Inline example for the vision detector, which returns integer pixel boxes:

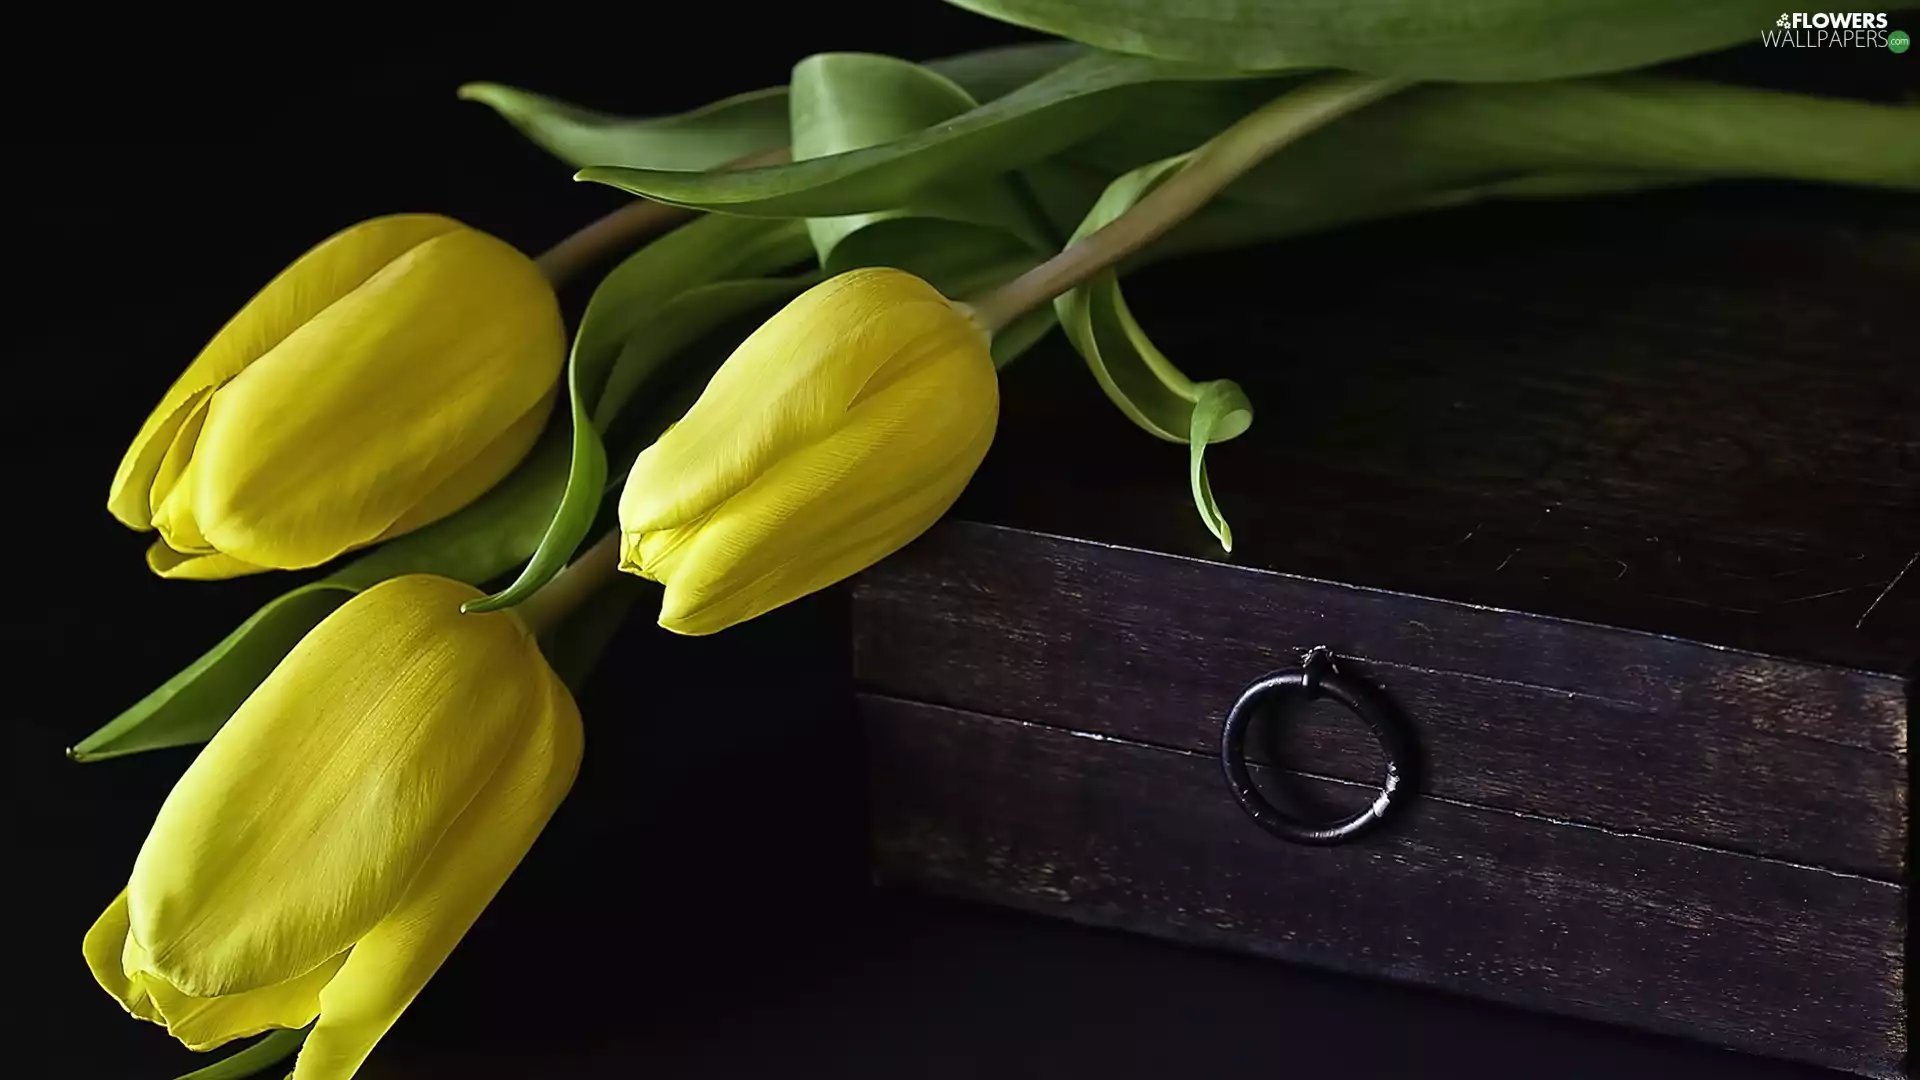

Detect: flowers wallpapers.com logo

[1763,11,1907,47]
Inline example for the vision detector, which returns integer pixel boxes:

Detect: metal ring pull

[1219,646,1415,845]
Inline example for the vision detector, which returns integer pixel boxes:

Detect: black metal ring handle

[1219,646,1414,845]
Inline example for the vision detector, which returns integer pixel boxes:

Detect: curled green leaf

[1055,266,1249,549]
[1042,74,1442,550]
[1189,380,1252,552]
[1052,148,1268,550]
[464,330,611,617]
[1053,153,1194,434]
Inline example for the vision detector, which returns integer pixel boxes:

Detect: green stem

[514,530,624,636]
[535,201,693,287]
[534,147,794,287]
[964,73,1408,333]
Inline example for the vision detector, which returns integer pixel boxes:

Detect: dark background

[6,9,1894,1078]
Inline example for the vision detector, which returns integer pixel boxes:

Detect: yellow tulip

[618,266,998,635]
[83,575,581,1080]
[107,215,565,580]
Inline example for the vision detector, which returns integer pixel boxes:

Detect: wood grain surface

[853,523,1909,877]
[861,694,1908,1079]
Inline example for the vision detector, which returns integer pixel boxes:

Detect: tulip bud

[617,267,998,635]
[107,215,566,580]
[83,575,581,1080]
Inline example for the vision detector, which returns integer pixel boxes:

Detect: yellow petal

[182,227,564,571]
[107,215,464,530]
[149,454,213,556]
[376,386,557,542]
[108,394,203,535]
[292,668,582,1080]
[126,576,550,998]
[92,891,349,1052]
[145,541,274,581]
[144,386,555,579]
[619,267,968,537]
[145,952,350,1053]
[84,891,160,1025]
[631,295,996,634]
[146,388,213,526]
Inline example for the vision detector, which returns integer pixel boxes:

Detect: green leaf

[1054,153,1195,439]
[71,431,575,761]
[578,50,1250,219]
[570,215,812,381]
[1059,76,1920,263]
[1056,268,1248,550]
[1053,152,1255,550]
[791,52,1052,259]
[70,587,351,761]
[464,215,812,614]
[1189,380,1252,552]
[457,83,791,172]
[173,1028,309,1080]
[943,0,1783,81]
[1225,75,1920,206]
[465,330,611,616]
[459,41,1084,172]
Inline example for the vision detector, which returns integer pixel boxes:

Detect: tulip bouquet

[71,2,1917,1077]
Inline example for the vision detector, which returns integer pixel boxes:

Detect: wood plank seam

[853,691,1908,889]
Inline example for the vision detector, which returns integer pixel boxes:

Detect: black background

[7,9,1893,1078]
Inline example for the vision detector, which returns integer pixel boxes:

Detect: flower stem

[515,530,624,636]
[534,147,794,288]
[965,73,1408,333]
[535,201,693,287]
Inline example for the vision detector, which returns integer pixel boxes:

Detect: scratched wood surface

[860,695,1909,1079]
[853,523,1909,878]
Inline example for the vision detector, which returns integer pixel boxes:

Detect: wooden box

[850,190,1913,1077]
